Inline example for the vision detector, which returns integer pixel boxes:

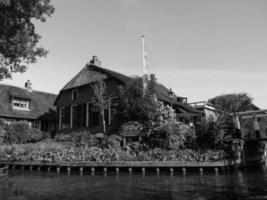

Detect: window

[71,105,82,128]
[87,102,100,127]
[60,106,70,129]
[72,89,78,101]
[12,98,29,110]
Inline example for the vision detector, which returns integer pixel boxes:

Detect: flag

[142,35,149,95]
[142,35,149,78]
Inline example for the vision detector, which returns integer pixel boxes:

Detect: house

[54,56,201,132]
[0,81,57,135]
[187,101,219,121]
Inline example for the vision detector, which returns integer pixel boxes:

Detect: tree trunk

[101,109,106,133]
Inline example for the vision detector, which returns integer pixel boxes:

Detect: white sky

[2,0,267,108]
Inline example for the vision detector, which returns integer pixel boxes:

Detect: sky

[2,0,267,108]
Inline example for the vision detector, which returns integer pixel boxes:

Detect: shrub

[3,121,44,144]
[55,133,73,142]
[153,121,195,150]
[107,134,122,148]
[4,121,30,144]
[195,114,234,150]
[27,128,43,143]
[72,131,99,148]
[0,127,6,144]
[0,118,7,128]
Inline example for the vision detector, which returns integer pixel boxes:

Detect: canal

[0,165,267,200]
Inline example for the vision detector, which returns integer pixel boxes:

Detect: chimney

[90,56,102,67]
[25,80,32,91]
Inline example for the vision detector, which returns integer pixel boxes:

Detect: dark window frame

[72,89,78,101]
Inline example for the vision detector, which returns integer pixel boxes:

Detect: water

[0,166,267,200]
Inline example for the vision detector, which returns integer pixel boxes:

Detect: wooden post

[116,168,119,173]
[214,167,219,175]
[103,167,107,173]
[199,168,203,175]
[80,167,83,174]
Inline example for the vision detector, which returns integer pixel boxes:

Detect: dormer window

[12,98,30,111]
[72,89,78,101]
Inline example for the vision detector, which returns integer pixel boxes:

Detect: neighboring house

[0,81,57,135]
[54,56,201,131]
[188,101,219,121]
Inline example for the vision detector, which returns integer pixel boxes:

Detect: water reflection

[0,166,266,200]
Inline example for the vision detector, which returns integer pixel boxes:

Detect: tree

[208,93,257,140]
[209,93,254,113]
[0,0,54,80]
[116,74,158,123]
[91,80,109,133]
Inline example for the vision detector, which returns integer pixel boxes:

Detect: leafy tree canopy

[0,0,54,80]
[208,93,256,113]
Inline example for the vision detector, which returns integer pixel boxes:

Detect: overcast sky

[2,0,267,108]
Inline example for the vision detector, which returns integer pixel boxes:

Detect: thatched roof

[0,84,57,120]
[61,64,132,91]
[56,62,201,115]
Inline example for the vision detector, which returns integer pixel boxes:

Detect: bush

[72,131,99,148]
[153,121,195,150]
[55,133,73,142]
[0,127,6,144]
[3,121,44,144]
[107,134,122,148]
[4,121,30,144]
[27,128,43,143]
[195,114,234,150]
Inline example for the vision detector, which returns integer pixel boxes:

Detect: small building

[187,101,219,121]
[54,56,201,132]
[0,81,57,135]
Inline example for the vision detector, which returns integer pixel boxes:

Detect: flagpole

[142,35,145,96]
[142,35,145,76]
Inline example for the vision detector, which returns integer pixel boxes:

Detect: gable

[55,62,201,115]
[61,65,108,91]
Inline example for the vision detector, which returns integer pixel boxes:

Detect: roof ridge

[0,83,57,96]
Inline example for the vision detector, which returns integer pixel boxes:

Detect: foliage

[209,93,254,113]
[195,113,234,150]
[0,142,227,163]
[115,74,176,131]
[72,131,100,148]
[4,121,30,144]
[3,121,43,144]
[27,128,43,143]
[0,0,54,80]
[0,126,6,144]
[153,121,195,150]
[107,134,122,148]
[0,118,7,128]
[54,133,73,142]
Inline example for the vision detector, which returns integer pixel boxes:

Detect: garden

[0,76,241,165]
